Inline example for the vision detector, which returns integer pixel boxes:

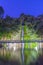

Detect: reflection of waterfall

[6,43,22,51]
[6,43,16,51]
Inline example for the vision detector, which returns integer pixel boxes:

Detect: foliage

[0,16,21,39]
[0,6,4,18]
[24,25,40,65]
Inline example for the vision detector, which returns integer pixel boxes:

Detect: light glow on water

[34,46,38,51]
[13,46,16,51]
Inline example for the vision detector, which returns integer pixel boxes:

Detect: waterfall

[21,25,24,65]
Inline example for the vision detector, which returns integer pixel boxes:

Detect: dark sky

[0,0,43,17]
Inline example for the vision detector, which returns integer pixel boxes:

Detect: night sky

[0,0,43,17]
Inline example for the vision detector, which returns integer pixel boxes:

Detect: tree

[24,25,39,65]
[0,6,4,18]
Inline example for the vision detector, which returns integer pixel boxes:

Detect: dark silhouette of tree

[0,6,4,18]
[20,13,35,26]
[37,14,43,18]
[20,13,26,24]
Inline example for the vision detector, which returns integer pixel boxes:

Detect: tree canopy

[0,6,4,18]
